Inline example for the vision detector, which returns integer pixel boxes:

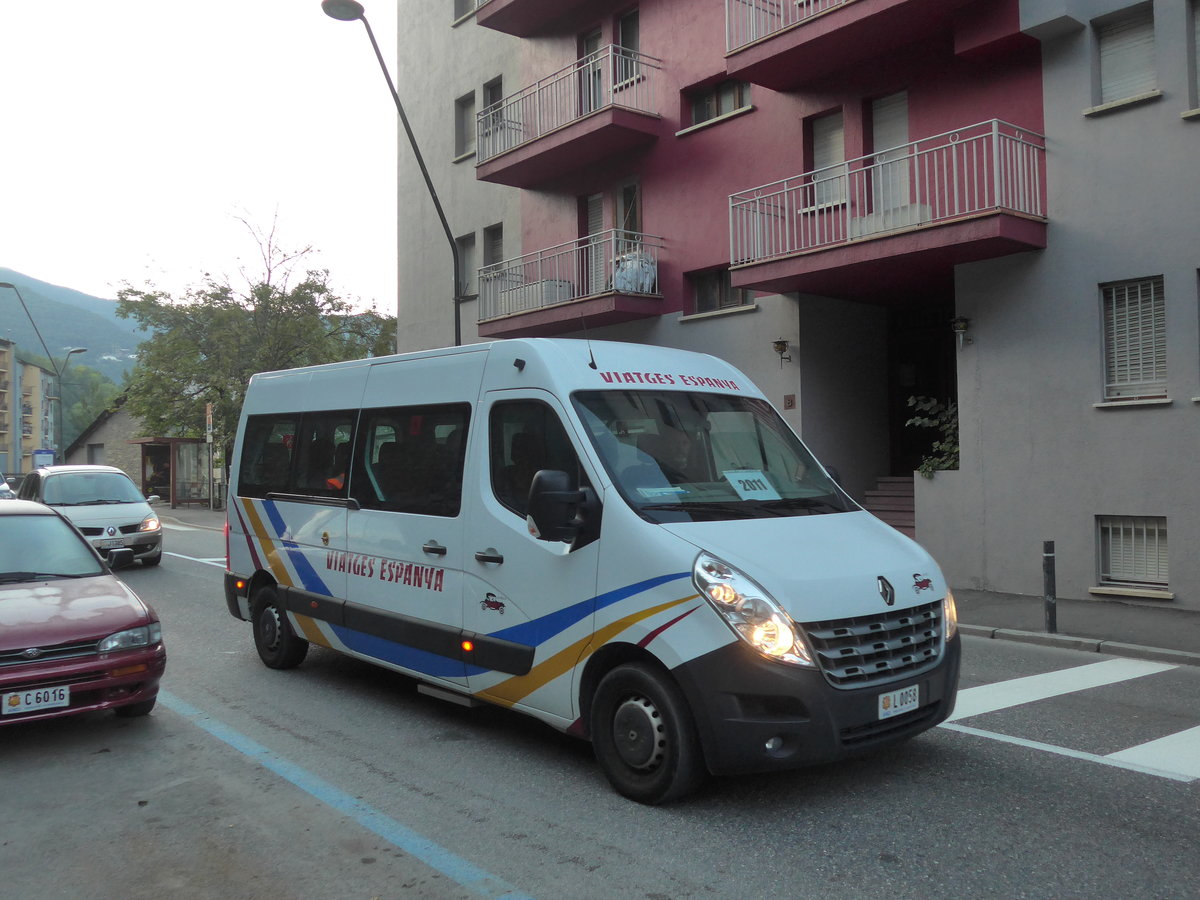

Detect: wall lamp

[951,316,972,350]
[773,339,792,366]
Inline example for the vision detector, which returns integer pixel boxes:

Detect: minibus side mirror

[527,469,586,544]
[824,464,842,486]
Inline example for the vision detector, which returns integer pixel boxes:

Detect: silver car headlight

[138,513,161,533]
[693,552,814,667]
[98,623,162,653]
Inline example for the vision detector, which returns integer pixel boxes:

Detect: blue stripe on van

[332,626,467,679]
[486,571,690,648]
[261,499,333,597]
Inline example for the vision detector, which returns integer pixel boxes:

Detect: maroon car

[1,500,166,724]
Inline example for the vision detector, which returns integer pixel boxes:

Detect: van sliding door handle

[474,549,504,564]
[422,541,448,556]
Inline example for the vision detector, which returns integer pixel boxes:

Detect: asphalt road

[4,521,1198,900]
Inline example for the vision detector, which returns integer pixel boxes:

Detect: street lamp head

[321,0,365,21]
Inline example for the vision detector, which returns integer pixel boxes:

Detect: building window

[1101,275,1166,400]
[689,80,751,126]
[1098,6,1156,104]
[455,91,476,158]
[455,233,477,297]
[1097,516,1168,588]
[452,0,475,21]
[690,269,753,314]
[482,224,504,267]
[809,110,845,206]
[1191,0,1200,107]
[615,9,640,84]
[615,181,642,241]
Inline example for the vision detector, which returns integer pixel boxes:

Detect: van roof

[248,338,758,395]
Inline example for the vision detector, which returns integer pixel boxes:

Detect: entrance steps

[862,475,915,538]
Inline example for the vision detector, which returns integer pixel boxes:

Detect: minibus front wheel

[251,586,309,669]
[590,663,705,804]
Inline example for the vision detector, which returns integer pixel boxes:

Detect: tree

[116,228,395,465]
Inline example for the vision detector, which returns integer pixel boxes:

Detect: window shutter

[811,111,844,205]
[1099,10,1156,103]
[1102,276,1166,399]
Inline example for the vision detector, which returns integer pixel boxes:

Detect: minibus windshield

[573,390,854,524]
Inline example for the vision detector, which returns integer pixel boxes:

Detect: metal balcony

[477,230,663,337]
[725,0,973,91]
[475,0,603,37]
[729,120,1047,299]
[475,45,661,189]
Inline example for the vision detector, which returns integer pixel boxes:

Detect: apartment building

[394,0,1198,611]
[0,339,14,473]
[16,360,54,472]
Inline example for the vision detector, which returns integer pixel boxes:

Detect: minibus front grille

[801,599,943,688]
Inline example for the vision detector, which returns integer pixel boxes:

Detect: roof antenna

[578,308,598,369]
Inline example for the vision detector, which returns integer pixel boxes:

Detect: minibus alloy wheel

[251,586,309,669]
[590,662,705,804]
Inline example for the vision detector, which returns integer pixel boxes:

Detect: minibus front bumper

[671,635,961,776]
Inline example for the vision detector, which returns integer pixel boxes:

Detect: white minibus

[224,339,959,803]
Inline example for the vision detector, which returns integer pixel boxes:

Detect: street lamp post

[0,281,87,462]
[56,347,88,458]
[321,0,464,347]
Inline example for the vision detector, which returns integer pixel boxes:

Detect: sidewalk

[159,503,1200,667]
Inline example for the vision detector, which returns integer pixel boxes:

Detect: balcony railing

[478,230,662,322]
[726,0,850,52]
[730,120,1045,266]
[476,45,661,164]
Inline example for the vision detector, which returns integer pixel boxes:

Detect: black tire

[251,586,309,669]
[141,548,163,567]
[590,662,705,805]
[114,697,156,718]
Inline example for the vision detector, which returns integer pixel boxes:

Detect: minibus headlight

[943,589,958,640]
[693,553,814,667]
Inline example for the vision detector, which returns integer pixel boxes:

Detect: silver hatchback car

[16,465,163,566]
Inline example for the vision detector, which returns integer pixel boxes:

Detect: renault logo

[21,648,43,659]
[106,526,117,537]
[877,576,896,607]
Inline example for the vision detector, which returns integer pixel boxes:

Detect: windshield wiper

[0,571,88,583]
[75,499,126,505]
[757,496,847,514]
[640,502,760,519]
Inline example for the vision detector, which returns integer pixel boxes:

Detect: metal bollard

[1043,540,1057,634]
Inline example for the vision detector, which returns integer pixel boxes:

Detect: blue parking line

[159,690,535,900]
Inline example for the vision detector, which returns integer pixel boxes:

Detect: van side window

[350,403,470,517]
[236,411,355,500]
[490,401,582,517]
[237,415,299,498]
[293,412,356,498]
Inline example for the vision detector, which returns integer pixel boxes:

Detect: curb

[960,623,1200,668]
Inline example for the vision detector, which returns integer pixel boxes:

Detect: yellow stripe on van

[478,595,697,708]
[292,613,332,648]
[240,498,292,586]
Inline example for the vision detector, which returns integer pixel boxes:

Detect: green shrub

[905,396,959,479]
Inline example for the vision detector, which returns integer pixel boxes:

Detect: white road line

[1107,725,1200,779]
[940,722,1196,783]
[162,523,202,531]
[947,658,1176,721]
[164,551,226,568]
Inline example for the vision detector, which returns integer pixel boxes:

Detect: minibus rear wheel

[251,586,309,669]
[590,663,705,804]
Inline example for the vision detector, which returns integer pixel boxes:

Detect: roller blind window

[1098,8,1156,103]
[1101,276,1166,400]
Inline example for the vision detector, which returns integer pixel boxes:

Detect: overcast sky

[0,1,399,311]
